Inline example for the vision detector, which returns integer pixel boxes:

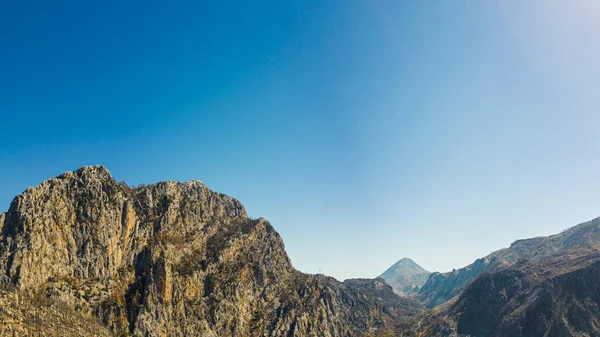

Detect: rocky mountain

[452,249,600,337]
[0,166,422,337]
[3,165,600,337]
[389,247,600,337]
[378,258,430,295]
[417,256,507,308]
[418,217,600,308]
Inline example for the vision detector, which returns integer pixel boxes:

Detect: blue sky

[1,1,599,280]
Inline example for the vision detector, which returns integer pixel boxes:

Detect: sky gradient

[1,1,599,280]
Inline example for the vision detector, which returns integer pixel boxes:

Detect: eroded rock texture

[0,166,416,336]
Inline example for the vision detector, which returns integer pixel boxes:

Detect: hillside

[418,217,600,308]
[390,248,600,337]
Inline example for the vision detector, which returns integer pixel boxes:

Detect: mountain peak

[54,165,114,184]
[397,257,419,265]
[0,166,420,336]
[74,164,112,177]
[382,258,429,276]
[379,258,430,295]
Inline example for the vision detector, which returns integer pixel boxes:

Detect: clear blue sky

[1,1,599,280]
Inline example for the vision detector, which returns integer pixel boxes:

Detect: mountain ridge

[375,218,600,336]
[417,216,600,308]
[389,248,600,337]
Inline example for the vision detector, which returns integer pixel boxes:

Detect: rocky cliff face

[0,166,418,337]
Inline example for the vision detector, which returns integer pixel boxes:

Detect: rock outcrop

[0,165,419,336]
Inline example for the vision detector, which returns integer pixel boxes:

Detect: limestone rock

[0,165,419,336]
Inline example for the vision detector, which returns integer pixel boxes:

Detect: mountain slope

[379,258,430,295]
[418,217,600,308]
[0,166,422,337]
[343,278,425,318]
[453,250,600,337]
[392,249,600,337]
[0,289,114,337]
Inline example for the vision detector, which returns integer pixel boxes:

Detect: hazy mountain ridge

[389,249,600,337]
[417,217,600,308]
[452,250,600,336]
[377,218,600,336]
[0,166,420,337]
[378,258,430,295]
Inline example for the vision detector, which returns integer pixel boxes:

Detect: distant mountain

[392,249,600,337]
[418,217,600,308]
[378,218,600,337]
[379,258,431,295]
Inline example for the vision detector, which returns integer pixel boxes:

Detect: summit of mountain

[379,258,431,295]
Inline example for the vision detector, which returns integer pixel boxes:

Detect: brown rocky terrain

[0,165,420,336]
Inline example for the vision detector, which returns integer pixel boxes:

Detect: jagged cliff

[0,166,419,337]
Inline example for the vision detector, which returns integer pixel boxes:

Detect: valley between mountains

[1,166,600,337]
